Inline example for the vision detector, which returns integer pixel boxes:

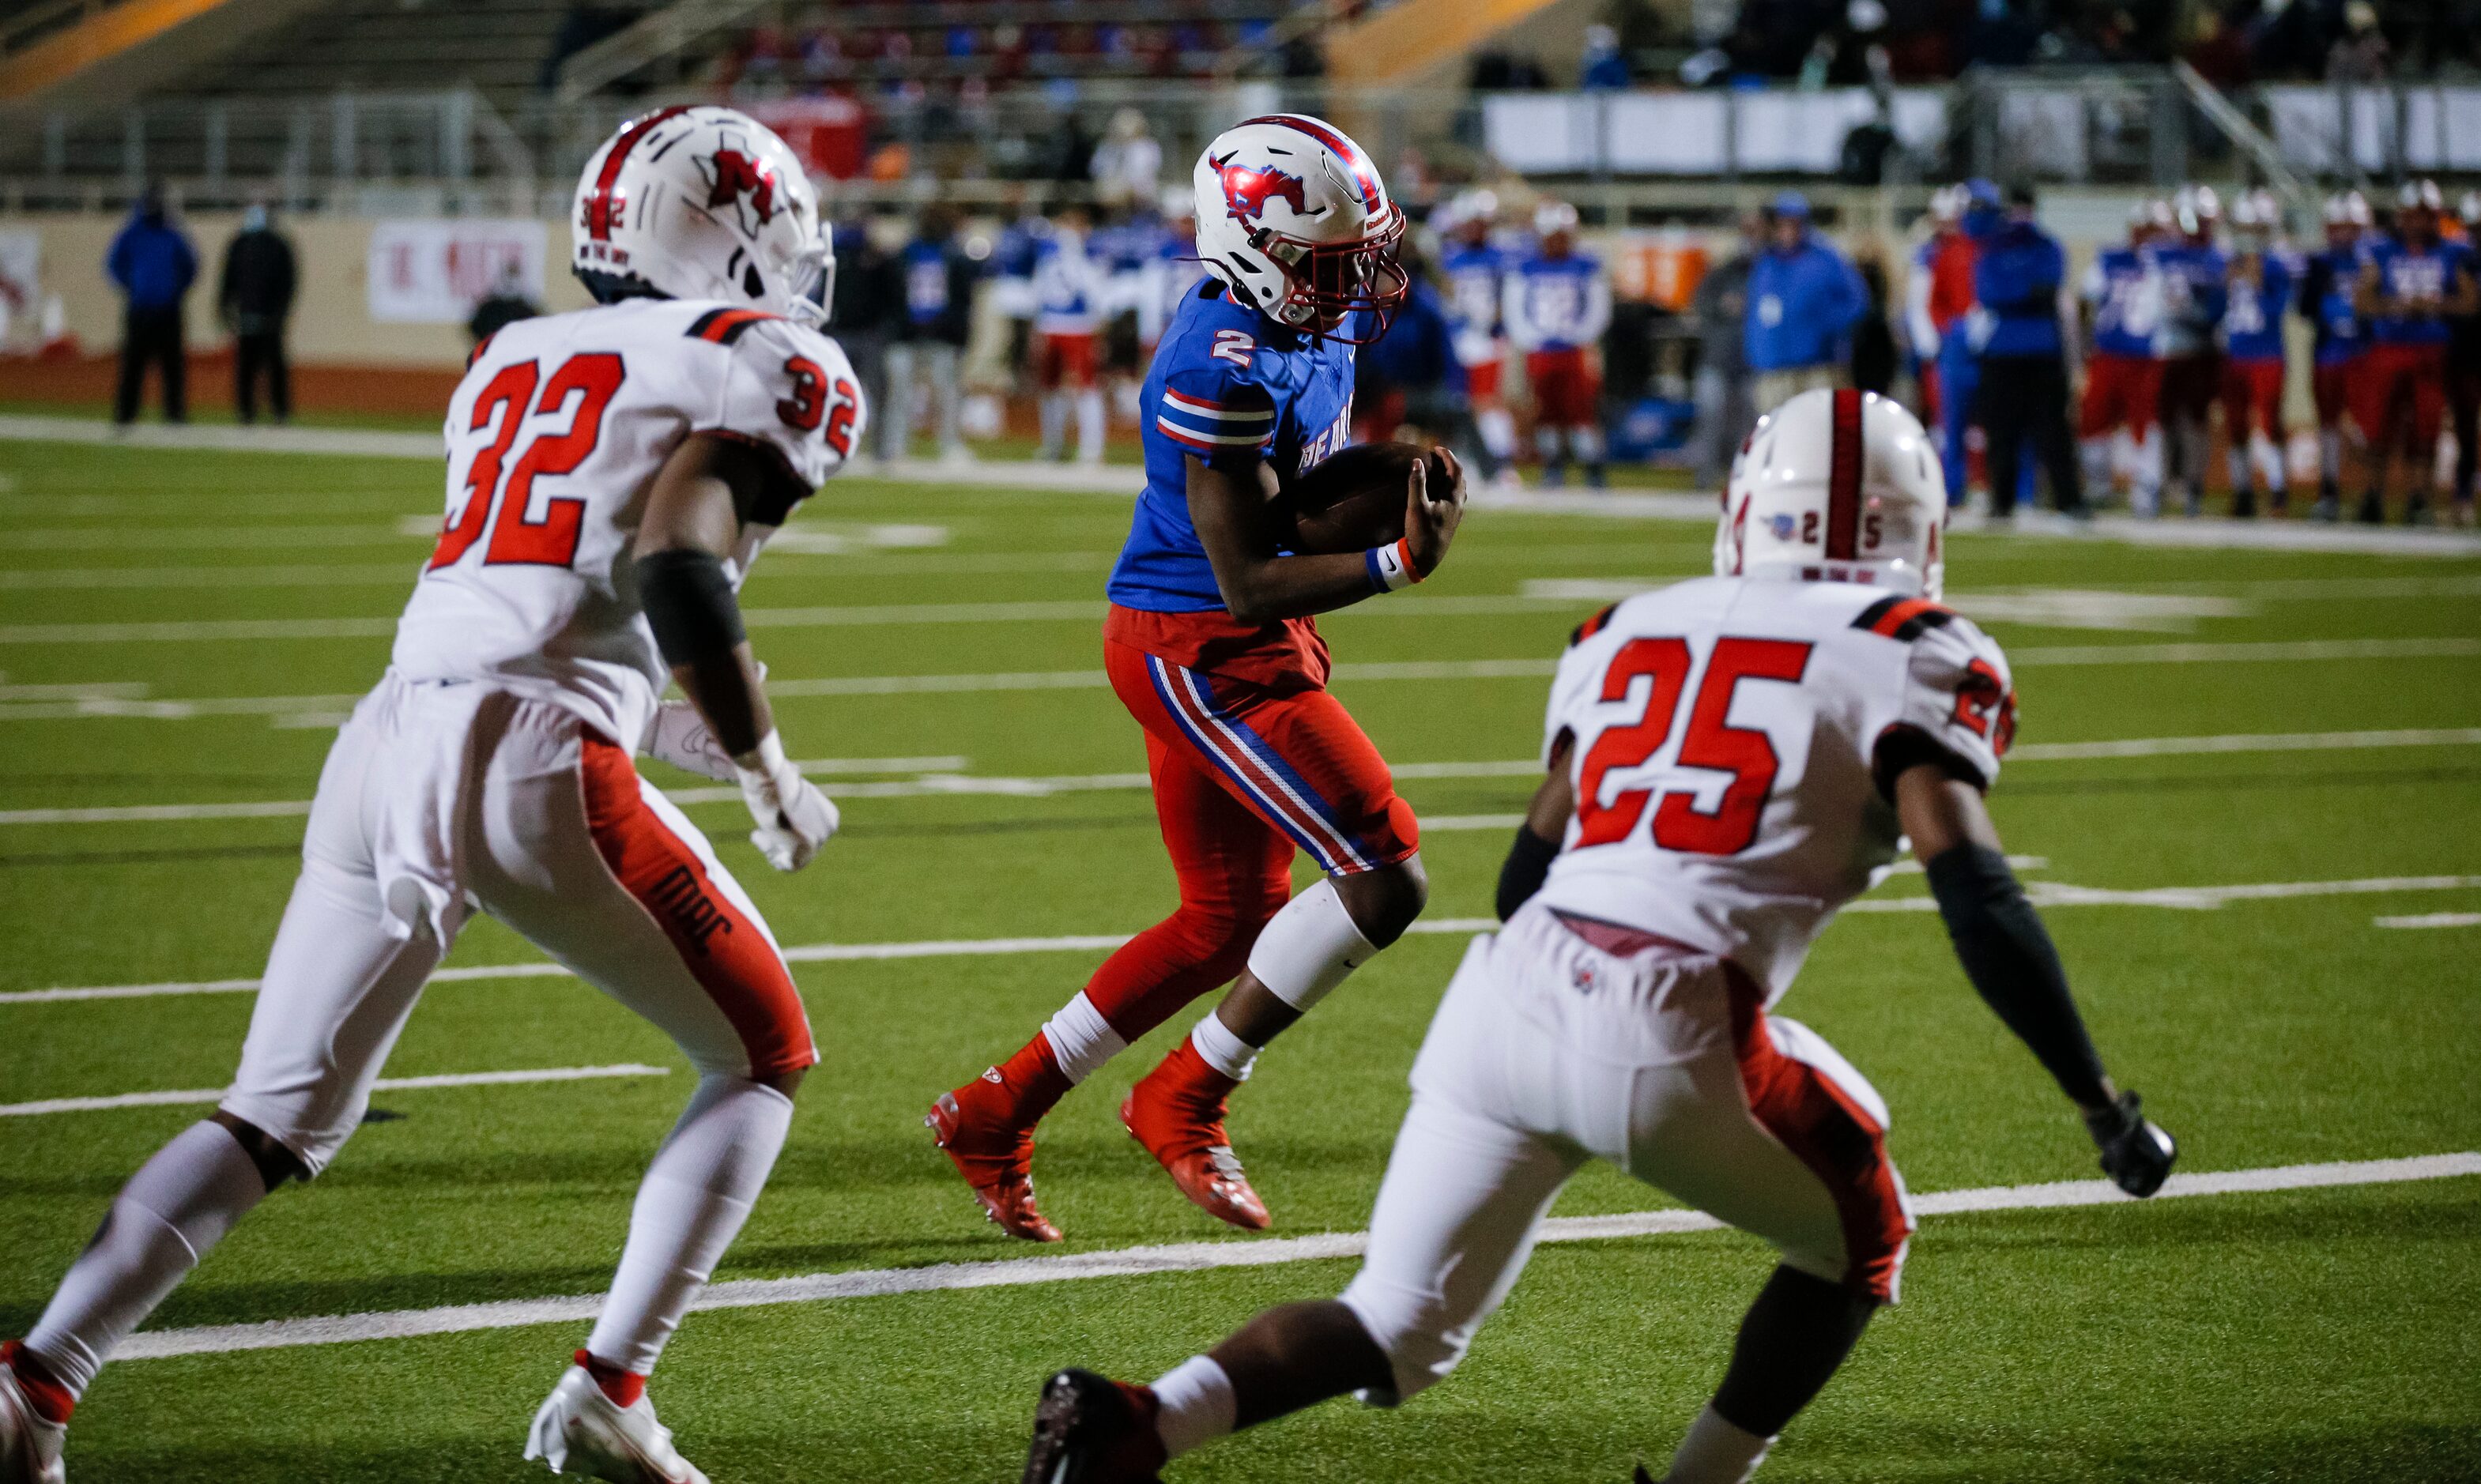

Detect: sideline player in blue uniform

[932,115,1468,1242]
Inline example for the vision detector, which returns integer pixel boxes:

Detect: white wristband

[733,729,790,784]
[1365,537,1418,593]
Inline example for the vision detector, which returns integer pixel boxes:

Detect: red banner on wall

[745,95,868,181]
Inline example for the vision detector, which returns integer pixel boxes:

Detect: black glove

[2085,1090,2176,1197]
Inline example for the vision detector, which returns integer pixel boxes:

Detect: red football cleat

[1121,1041,1271,1232]
[929,1075,1064,1243]
[1022,1369,1167,1484]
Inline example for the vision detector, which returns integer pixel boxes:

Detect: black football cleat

[1023,1369,1167,1484]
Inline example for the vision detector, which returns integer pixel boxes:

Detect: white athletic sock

[2252,432,2286,495]
[1535,426,1563,466]
[1039,989,1128,1085]
[1476,406,1516,461]
[2319,427,2343,485]
[1039,393,1067,458]
[2133,427,2164,508]
[1663,1403,1774,1484]
[2080,435,2113,494]
[2226,446,2251,495]
[1244,878,1379,1013]
[1571,425,1604,465]
[1151,1354,1237,1460]
[1075,390,1106,463]
[584,1075,792,1376]
[27,1121,269,1395]
[1188,1011,1259,1082]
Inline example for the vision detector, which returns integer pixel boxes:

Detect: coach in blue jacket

[106,184,198,425]
[1966,181,2085,517]
[1744,191,1867,413]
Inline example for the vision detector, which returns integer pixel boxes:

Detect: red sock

[1078,917,1256,1046]
[990,1035,1073,1126]
[576,1350,645,1409]
[2,1342,74,1425]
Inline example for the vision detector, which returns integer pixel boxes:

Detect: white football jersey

[392,298,864,748]
[1534,575,2015,1002]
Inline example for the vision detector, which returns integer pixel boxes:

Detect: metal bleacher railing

[5,68,2474,220]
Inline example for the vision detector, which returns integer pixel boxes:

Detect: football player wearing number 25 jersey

[1022,391,2177,1484]
[0,107,864,1484]
[930,115,1467,1244]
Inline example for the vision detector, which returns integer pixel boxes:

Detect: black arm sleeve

[1922,843,2110,1107]
[636,548,745,668]
[1495,826,1561,922]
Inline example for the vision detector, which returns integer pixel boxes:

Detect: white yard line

[0,1064,669,1117]
[9,729,2474,828]
[5,639,2468,725]
[2372,912,2481,929]
[106,1151,2481,1360]
[11,872,2477,1007]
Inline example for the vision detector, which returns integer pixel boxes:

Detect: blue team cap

[1964,178,2003,211]
[1771,190,1812,220]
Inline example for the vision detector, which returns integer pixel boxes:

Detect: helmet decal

[1208,153,1309,225]
[701,145,780,232]
[583,106,689,242]
[1823,387,1865,560]
[1241,114,1382,211]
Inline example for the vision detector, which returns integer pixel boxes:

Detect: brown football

[1281,442,1453,555]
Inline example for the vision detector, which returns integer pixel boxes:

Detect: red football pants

[1069,638,1419,1043]
[2355,343,2447,450]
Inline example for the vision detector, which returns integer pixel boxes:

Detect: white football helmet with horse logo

[571,104,835,327]
[1190,113,1408,343]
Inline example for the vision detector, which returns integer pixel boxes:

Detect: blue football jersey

[2220,250,2294,362]
[1107,283,1357,613]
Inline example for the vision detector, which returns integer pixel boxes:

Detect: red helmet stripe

[1824,388,1863,561]
[1241,114,1382,213]
[585,106,692,241]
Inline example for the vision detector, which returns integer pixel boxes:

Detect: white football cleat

[524,1363,709,1484]
[0,1361,66,1484]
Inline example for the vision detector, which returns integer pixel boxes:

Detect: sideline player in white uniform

[0,107,863,1484]
[1019,390,2176,1484]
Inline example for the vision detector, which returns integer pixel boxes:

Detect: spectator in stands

[884,206,979,465]
[1089,108,1163,210]
[106,183,197,427]
[1968,181,2086,519]
[2325,1,2389,80]
[217,202,296,426]
[1579,24,1631,87]
[1691,210,1762,489]
[1744,190,1865,412]
[1504,201,1613,488]
[467,262,541,346]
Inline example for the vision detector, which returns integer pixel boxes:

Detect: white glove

[642,700,737,782]
[734,731,838,872]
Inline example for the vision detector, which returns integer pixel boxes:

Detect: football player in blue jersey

[931,115,1467,1243]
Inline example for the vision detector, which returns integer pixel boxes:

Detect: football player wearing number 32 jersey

[0,107,863,1484]
[930,115,1469,1244]
[1020,390,2177,1484]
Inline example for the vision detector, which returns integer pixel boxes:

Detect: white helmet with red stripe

[1192,113,1408,344]
[571,105,833,327]
[1715,388,1947,599]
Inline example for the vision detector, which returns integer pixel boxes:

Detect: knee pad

[1245,879,1378,1013]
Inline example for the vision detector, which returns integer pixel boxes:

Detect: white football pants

[1339,905,1913,1404]
[221,674,815,1175]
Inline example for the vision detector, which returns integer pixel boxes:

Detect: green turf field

[2,434,2477,1482]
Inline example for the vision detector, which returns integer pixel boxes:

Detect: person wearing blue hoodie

[1966,181,2085,518]
[1744,191,1866,413]
[106,183,198,425]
